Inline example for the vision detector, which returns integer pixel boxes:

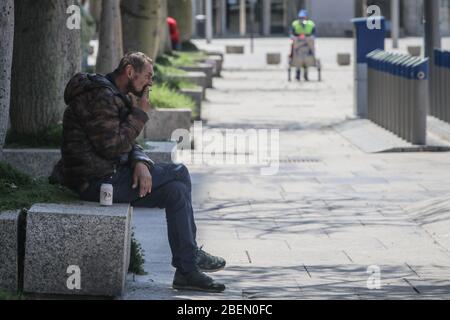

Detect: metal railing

[430,49,450,123]
[367,50,429,145]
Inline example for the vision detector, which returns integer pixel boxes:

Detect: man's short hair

[114,52,153,75]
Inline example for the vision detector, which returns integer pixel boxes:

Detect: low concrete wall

[2,143,177,178]
[205,50,224,60]
[143,141,177,163]
[144,108,192,142]
[337,53,351,66]
[203,56,223,77]
[179,87,202,120]
[169,72,207,99]
[267,53,281,65]
[407,46,421,57]
[2,149,60,178]
[179,64,214,88]
[226,45,244,54]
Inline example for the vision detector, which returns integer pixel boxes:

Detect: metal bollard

[391,54,404,136]
[433,49,441,120]
[374,51,384,125]
[402,57,418,140]
[446,52,450,122]
[442,51,450,123]
[384,53,396,131]
[439,50,446,122]
[367,52,375,122]
[399,56,412,140]
[405,57,420,142]
[367,50,429,144]
[430,49,450,124]
[411,59,429,145]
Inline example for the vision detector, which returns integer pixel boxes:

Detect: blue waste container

[352,17,386,64]
[351,17,386,118]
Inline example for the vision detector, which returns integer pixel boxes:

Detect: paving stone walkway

[125,37,450,300]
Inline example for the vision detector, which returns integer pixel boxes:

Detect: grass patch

[178,81,198,89]
[129,231,147,275]
[169,52,197,67]
[169,51,208,68]
[154,52,207,91]
[5,124,63,149]
[150,84,197,120]
[155,64,187,76]
[153,64,187,90]
[0,161,79,212]
[0,290,23,300]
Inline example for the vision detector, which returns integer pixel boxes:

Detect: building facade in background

[192,0,450,38]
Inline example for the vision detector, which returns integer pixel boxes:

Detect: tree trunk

[121,0,163,61]
[96,0,124,74]
[158,0,172,57]
[89,0,102,32]
[10,0,81,135]
[0,0,14,152]
[168,0,193,42]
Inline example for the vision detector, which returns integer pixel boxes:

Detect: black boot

[196,246,226,273]
[304,69,309,81]
[173,268,226,293]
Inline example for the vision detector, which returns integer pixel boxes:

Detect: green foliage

[178,81,198,89]
[156,64,187,76]
[153,51,207,95]
[169,51,208,68]
[0,161,78,211]
[0,290,23,300]
[169,52,197,68]
[155,54,172,66]
[150,84,198,120]
[153,64,186,90]
[5,124,63,149]
[129,231,147,275]
[0,161,32,187]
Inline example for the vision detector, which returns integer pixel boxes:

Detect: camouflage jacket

[59,73,154,192]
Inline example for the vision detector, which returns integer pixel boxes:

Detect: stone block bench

[267,53,281,65]
[0,210,23,294]
[144,108,192,142]
[337,53,351,66]
[1,144,177,178]
[407,46,421,57]
[203,55,223,77]
[179,64,214,88]
[23,202,132,297]
[226,45,244,54]
[143,141,178,163]
[204,50,224,60]
[178,87,203,120]
[169,72,208,100]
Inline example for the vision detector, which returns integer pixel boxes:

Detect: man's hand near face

[137,85,152,113]
[132,162,152,198]
[129,85,152,113]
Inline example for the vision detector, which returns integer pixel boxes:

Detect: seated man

[59,52,226,293]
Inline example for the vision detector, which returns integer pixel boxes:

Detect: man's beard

[127,79,145,98]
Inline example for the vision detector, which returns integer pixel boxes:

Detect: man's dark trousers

[79,163,198,273]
